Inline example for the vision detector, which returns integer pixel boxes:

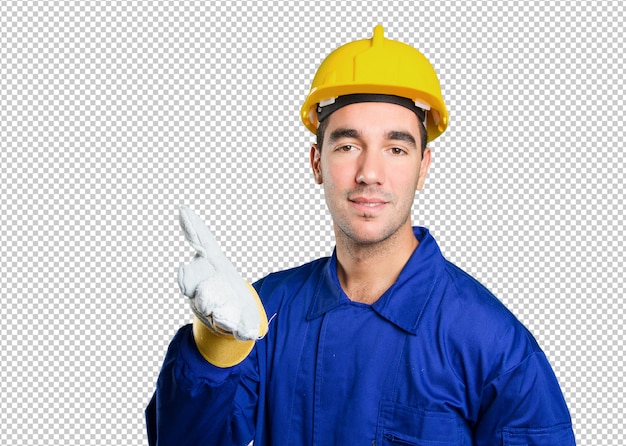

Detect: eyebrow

[328,128,360,144]
[328,128,417,146]
[386,130,417,147]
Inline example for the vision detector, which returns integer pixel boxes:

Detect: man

[146,25,575,445]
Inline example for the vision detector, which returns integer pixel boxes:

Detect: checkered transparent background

[1,1,623,444]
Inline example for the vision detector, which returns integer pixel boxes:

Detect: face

[310,101,431,247]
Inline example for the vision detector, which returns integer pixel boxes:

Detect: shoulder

[439,261,530,336]
[254,257,329,289]
[435,260,542,380]
[252,257,329,309]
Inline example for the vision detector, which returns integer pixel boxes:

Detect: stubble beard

[333,203,413,252]
[325,182,416,252]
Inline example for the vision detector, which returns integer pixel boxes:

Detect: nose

[355,149,385,185]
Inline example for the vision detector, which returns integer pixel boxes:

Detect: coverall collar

[307,227,446,335]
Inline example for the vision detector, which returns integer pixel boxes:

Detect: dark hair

[316,113,428,156]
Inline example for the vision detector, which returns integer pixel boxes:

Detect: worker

[146,25,576,445]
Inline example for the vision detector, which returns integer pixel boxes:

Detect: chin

[339,222,397,246]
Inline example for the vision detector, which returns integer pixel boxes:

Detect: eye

[389,147,408,155]
[336,144,356,152]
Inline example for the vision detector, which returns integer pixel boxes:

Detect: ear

[310,144,323,184]
[416,147,432,191]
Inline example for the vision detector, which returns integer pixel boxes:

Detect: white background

[1,1,623,444]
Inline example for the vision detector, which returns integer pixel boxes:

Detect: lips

[349,196,387,204]
[348,196,388,212]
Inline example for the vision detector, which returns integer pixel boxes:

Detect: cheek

[323,162,352,187]
[391,164,421,187]
[321,168,349,210]
[322,172,341,198]
[397,180,422,203]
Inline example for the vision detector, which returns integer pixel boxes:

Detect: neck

[335,224,418,304]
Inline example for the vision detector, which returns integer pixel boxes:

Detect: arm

[146,206,268,445]
[474,350,576,445]
[145,325,260,446]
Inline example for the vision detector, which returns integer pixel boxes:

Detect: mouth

[348,197,388,213]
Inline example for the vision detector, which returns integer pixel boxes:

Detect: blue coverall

[146,227,575,445]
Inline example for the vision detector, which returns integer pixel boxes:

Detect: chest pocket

[502,423,575,445]
[377,401,467,445]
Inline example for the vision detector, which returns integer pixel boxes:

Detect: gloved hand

[177,205,268,366]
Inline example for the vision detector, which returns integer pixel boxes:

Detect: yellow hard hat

[301,25,449,142]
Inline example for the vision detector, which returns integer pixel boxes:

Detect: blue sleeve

[474,351,576,445]
[145,324,259,446]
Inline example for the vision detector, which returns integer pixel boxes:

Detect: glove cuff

[192,282,268,368]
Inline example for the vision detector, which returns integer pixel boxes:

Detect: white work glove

[177,205,262,342]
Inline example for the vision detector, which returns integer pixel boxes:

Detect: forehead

[323,101,422,138]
